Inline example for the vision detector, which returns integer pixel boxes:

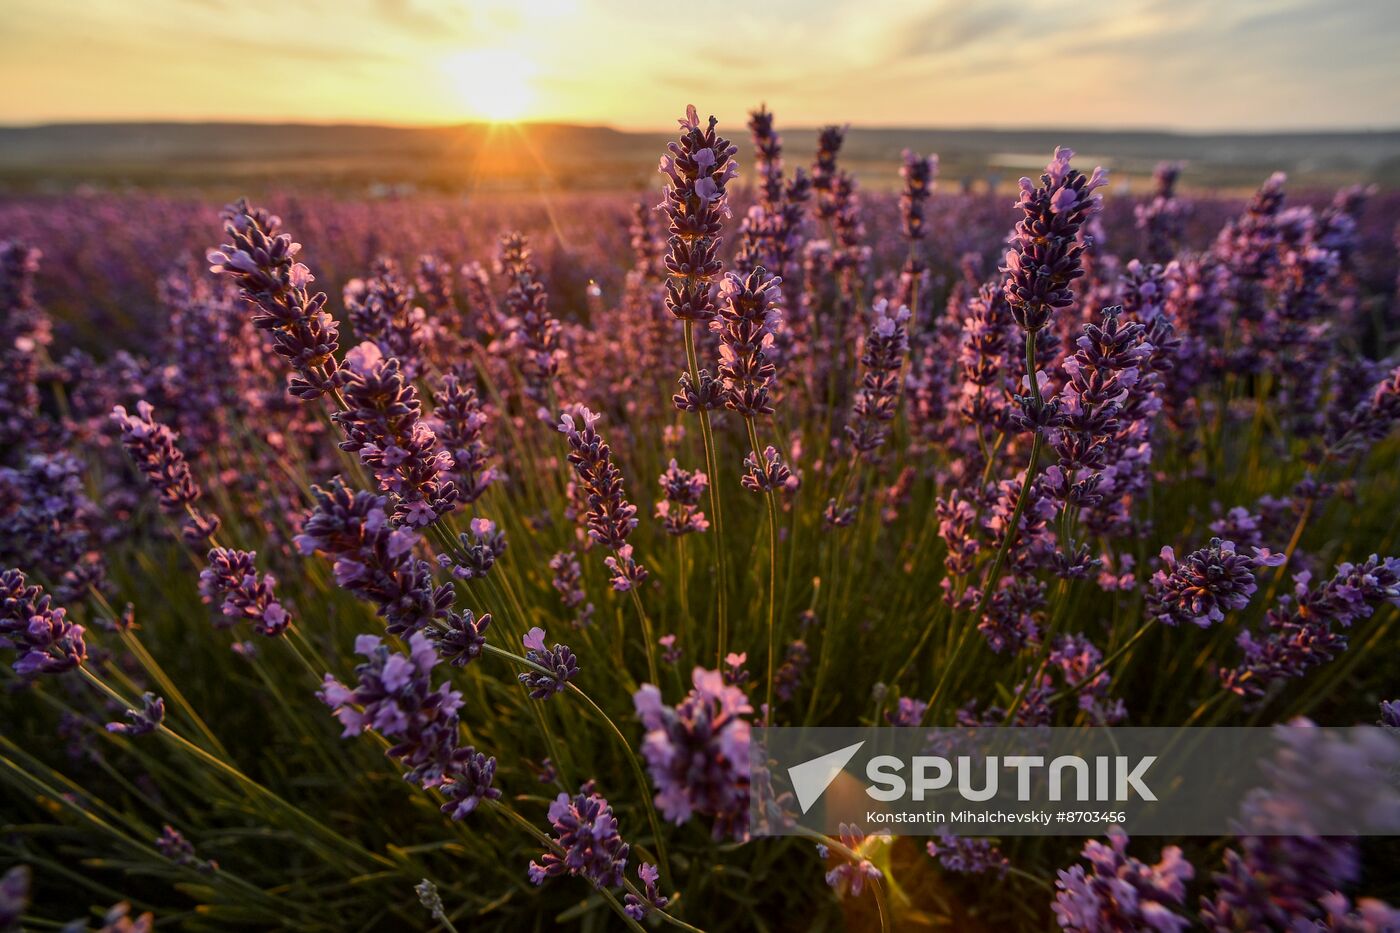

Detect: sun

[442,50,537,122]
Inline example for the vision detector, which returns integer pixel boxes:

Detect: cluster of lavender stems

[925,148,1106,720]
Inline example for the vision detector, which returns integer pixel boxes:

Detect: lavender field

[2,104,1400,932]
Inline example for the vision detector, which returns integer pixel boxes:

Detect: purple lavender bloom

[295,478,454,637]
[1199,723,1400,930]
[773,639,809,703]
[557,407,639,550]
[440,746,501,820]
[1306,892,1400,931]
[1041,307,1151,513]
[207,200,344,401]
[817,823,883,899]
[1003,148,1108,333]
[1326,365,1400,459]
[498,233,564,406]
[548,550,594,628]
[0,864,29,930]
[156,824,217,873]
[655,459,709,535]
[748,105,784,212]
[320,632,468,788]
[1053,827,1194,932]
[428,365,497,504]
[0,242,48,459]
[634,667,752,840]
[428,608,492,668]
[927,832,1009,878]
[0,569,86,676]
[742,445,792,495]
[1222,556,1400,697]
[623,862,670,920]
[1136,161,1186,262]
[198,548,291,637]
[0,452,107,601]
[557,406,650,593]
[415,879,447,924]
[1210,507,1265,551]
[846,300,911,456]
[437,518,506,581]
[658,634,681,665]
[899,149,938,242]
[810,125,847,220]
[722,651,750,687]
[528,784,630,889]
[106,692,165,737]
[343,257,426,378]
[414,253,463,351]
[1147,538,1286,628]
[1050,633,1126,724]
[333,342,458,528]
[111,401,220,542]
[885,696,929,727]
[518,626,578,700]
[658,105,739,324]
[1382,701,1400,728]
[714,267,783,417]
[603,543,647,593]
[955,281,1016,435]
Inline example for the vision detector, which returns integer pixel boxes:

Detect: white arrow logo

[787,741,866,814]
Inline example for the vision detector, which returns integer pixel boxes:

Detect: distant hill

[3,121,1398,194]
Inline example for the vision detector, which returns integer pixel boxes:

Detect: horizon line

[4,118,1400,138]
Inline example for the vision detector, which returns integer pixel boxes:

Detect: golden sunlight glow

[442,50,537,122]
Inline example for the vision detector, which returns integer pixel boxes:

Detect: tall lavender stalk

[713,266,787,720]
[207,201,345,403]
[659,104,738,664]
[897,150,938,321]
[498,233,563,410]
[556,407,656,682]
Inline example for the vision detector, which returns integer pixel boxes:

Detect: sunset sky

[2,0,1398,131]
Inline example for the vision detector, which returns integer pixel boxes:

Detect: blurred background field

[4,121,1400,196]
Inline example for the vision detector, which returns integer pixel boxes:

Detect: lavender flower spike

[1003,148,1108,333]
[656,459,709,536]
[846,299,912,456]
[528,783,630,889]
[199,547,291,637]
[319,632,471,789]
[208,200,344,401]
[333,342,458,528]
[111,402,220,542]
[1147,537,1285,628]
[658,105,739,324]
[1053,827,1194,932]
[295,477,454,637]
[518,626,579,700]
[899,149,938,242]
[634,667,752,840]
[714,267,784,417]
[0,568,86,676]
[557,407,639,549]
[624,862,670,920]
[106,692,165,737]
